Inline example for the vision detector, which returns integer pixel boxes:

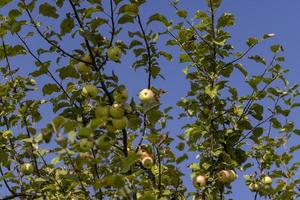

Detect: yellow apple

[217,170,236,183]
[141,156,153,169]
[107,46,122,61]
[249,183,260,192]
[193,175,206,188]
[82,84,99,98]
[139,88,155,103]
[262,176,272,185]
[112,116,128,129]
[113,88,128,104]
[79,138,93,152]
[109,104,124,118]
[20,163,34,175]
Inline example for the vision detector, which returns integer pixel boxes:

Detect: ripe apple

[113,88,128,104]
[112,116,128,129]
[217,170,236,183]
[79,138,93,152]
[141,156,153,169]
[229,170,237,181]
[107,46,122,61]
[262,176,272,185]
[78,127,93,138]
[56,136,68,148]
[139,88,155,103]
[82,84,99,98]
[249,183,260,192]
[20,163,34,175]
[95,105,110,118]
[193,175,206,188]
[109,104,124,118]
[97,134,113,151]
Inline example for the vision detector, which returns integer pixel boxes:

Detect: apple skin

[217,170,236,183]
[77,62,92,75]
[82,84,99,98]
[112,116,128,129]
[249,183,260,192]
[262,176,272,185]
[97,134,113,151]
[193,175,206,188]
[95,105,110,118]
[139,89,155,103]
[78,127,93,138]
[109,104,124,119]
[107,46,122,61]
[141,156,153,169]
[79,138,93,152]
[113,88,128,104]
[20,163,34,175]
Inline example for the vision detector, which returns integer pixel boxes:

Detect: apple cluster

[193,170,237,189]
[248,175,273,192]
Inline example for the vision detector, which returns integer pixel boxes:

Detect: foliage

[0,0,299,199]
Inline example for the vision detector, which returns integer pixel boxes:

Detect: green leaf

[121,153,139,173]
[42,84,61,95]
[39,3,59,18]
[147,13,170,27]
[246,37,259,47]
[0,0,11,8]
[217,13,235,28]
[176,9,187,18]
[118,4,138,16]
[60,17,74,35]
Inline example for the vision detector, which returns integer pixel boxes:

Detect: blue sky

[1,0,300,199]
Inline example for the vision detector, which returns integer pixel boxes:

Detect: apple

[78,127,93,138]
[82,84,99,98]
[95,105,110,118]
[56,136,68,148]
[79,138,93,152]
[107,46,122,61]
[109,104,124,118]
[20,163,34,175]
[217,170,236,183]
[77,62,92,75]
[112,116,128,129]
[262,176,272,185]
[88,118,107,129]
[139,88,155,103]
[193,175,206,188]
[113,88,128,104]
[97,134,114,151]
[249,183,260,192]
[141,156,153,169]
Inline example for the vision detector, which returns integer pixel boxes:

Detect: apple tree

[0,0,299,199]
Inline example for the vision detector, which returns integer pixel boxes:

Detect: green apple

[95,105,110,118]
[97,134,114,151]
[20,163,34,175]
[82,84,99,98]
[113,88,128,104]
[107,46,122,61]
[56,136,68,148]
[109,104,124,118]
[88,118,107,129]
[79,138,93,152]
[249,183,260,192]
[77,62,92,75]
[139,89,155,103]
[78,127,93,138]
[193,175,206,188]
[141,156,153,169]
[217,170,235,183]
[262,176,272,185]
[112,116,128,129]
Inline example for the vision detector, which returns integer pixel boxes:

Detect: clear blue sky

[1,0,300,199]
